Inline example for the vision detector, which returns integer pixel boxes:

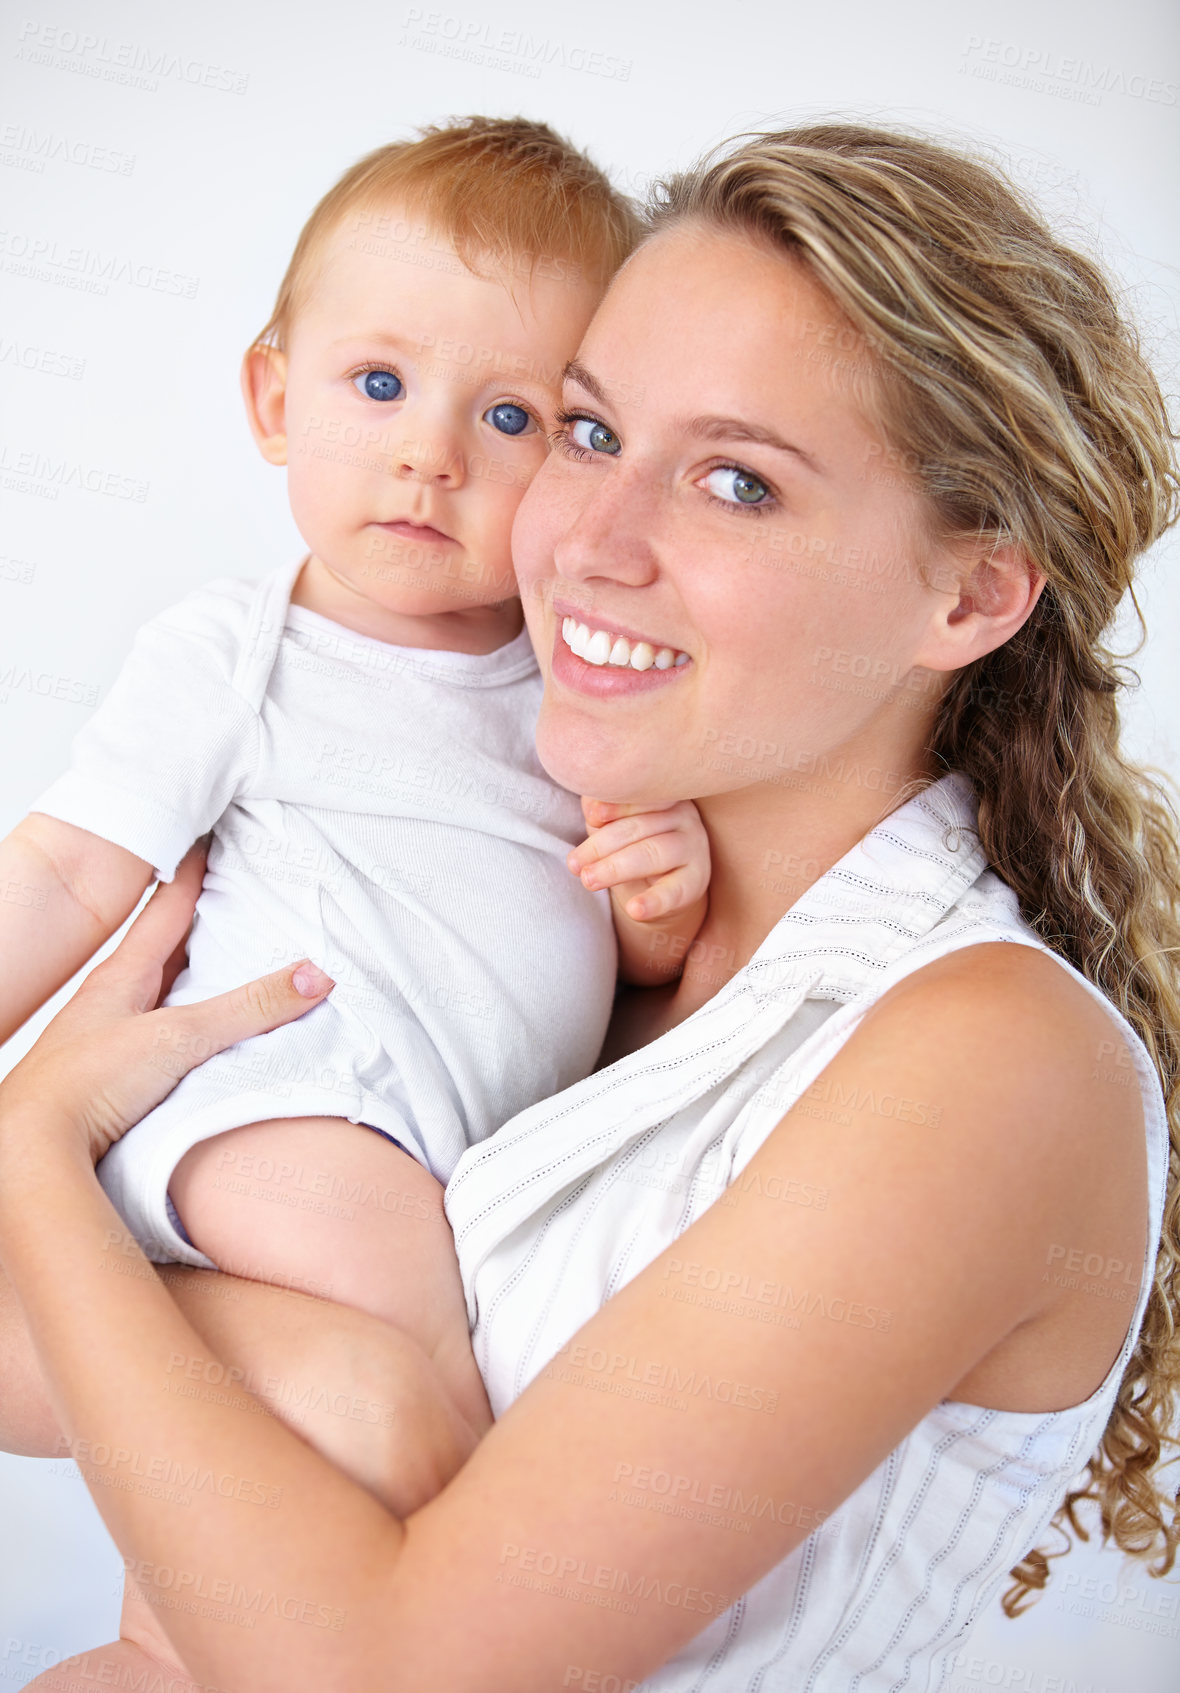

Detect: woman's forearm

[0,1263,61,1456]
[0,1119,428,1685]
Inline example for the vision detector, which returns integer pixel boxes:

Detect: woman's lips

[374,520,456,546]
[550,622,691,697]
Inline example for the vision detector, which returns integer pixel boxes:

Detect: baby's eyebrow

[336,332,555,392]
[331,331,413,352]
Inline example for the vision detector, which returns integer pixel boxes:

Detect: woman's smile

[561,615,690,672]
[551,611,692,697]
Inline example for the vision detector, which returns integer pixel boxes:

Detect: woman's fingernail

[292,963,334,998]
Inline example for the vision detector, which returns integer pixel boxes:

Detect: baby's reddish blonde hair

[252,115,641,352]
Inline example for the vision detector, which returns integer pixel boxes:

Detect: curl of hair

[649,123,1180,1612]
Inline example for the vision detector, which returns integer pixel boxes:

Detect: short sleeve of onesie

[30,583,259,882]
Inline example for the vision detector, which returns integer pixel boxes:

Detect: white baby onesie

[32,555,618,1267]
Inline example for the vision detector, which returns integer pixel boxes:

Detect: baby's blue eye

[486,402,534,436]
[571,417,621,456]
[704,466,770,506]
[355,369,403,402]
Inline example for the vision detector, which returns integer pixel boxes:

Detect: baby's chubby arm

[0,813,154,1046]
[567,796,709,987]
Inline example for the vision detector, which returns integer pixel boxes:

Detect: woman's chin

[535,714,666,806]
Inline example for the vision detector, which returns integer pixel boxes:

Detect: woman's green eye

[571,417,621,455]
[705,466,771,506]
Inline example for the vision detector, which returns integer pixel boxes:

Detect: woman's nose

[553,469,659,587]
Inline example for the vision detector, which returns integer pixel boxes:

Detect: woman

[1,124,1177,1690]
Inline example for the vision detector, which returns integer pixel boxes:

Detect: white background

[1,0,1178,1686]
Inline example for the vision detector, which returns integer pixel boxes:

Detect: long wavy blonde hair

[649,124,1180,1613]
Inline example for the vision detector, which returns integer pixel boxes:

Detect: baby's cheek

[508,479,562,618]
[285,456,345,557]
[475,474,533,593]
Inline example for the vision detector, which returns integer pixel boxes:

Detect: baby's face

[277,206,603,621]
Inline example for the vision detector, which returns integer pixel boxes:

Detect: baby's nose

[392,433,463,484]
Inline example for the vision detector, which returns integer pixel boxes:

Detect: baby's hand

[567,797,710,923]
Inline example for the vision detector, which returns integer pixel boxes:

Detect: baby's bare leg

[28,1627,201,1693]
[0,1261,479,1499]
[169,1115,491,1438]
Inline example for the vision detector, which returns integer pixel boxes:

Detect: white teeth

[560,619,688,671]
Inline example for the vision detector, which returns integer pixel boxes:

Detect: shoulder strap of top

[229,554,306,711]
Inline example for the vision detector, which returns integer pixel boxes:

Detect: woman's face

[512,219,958,805]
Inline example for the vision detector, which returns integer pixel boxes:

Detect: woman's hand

[0,842,333,1168]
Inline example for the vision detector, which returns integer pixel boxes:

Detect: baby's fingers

[621,868,703,922]
[569,805,701,872]
[580,797,667,830]
[568,814,651,875]
[573,830,686,894]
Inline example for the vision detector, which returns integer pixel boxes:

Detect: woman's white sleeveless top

[445,771,1170,1691]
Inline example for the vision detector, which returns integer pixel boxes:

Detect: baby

[0,118,708,1441]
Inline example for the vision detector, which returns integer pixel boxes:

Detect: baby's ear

[240,343,289,465]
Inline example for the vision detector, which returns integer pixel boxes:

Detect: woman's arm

[0,885,1144,1690]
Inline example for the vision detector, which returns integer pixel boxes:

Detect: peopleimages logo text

[960,35,1177,105]
[15,21,250,93]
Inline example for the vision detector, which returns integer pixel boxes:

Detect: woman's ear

[240,345,289,466]
[912,539,1046,673]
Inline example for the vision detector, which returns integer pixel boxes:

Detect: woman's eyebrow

[561,358,609,402]
[686,415,823,474]
[562,360,823,474]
